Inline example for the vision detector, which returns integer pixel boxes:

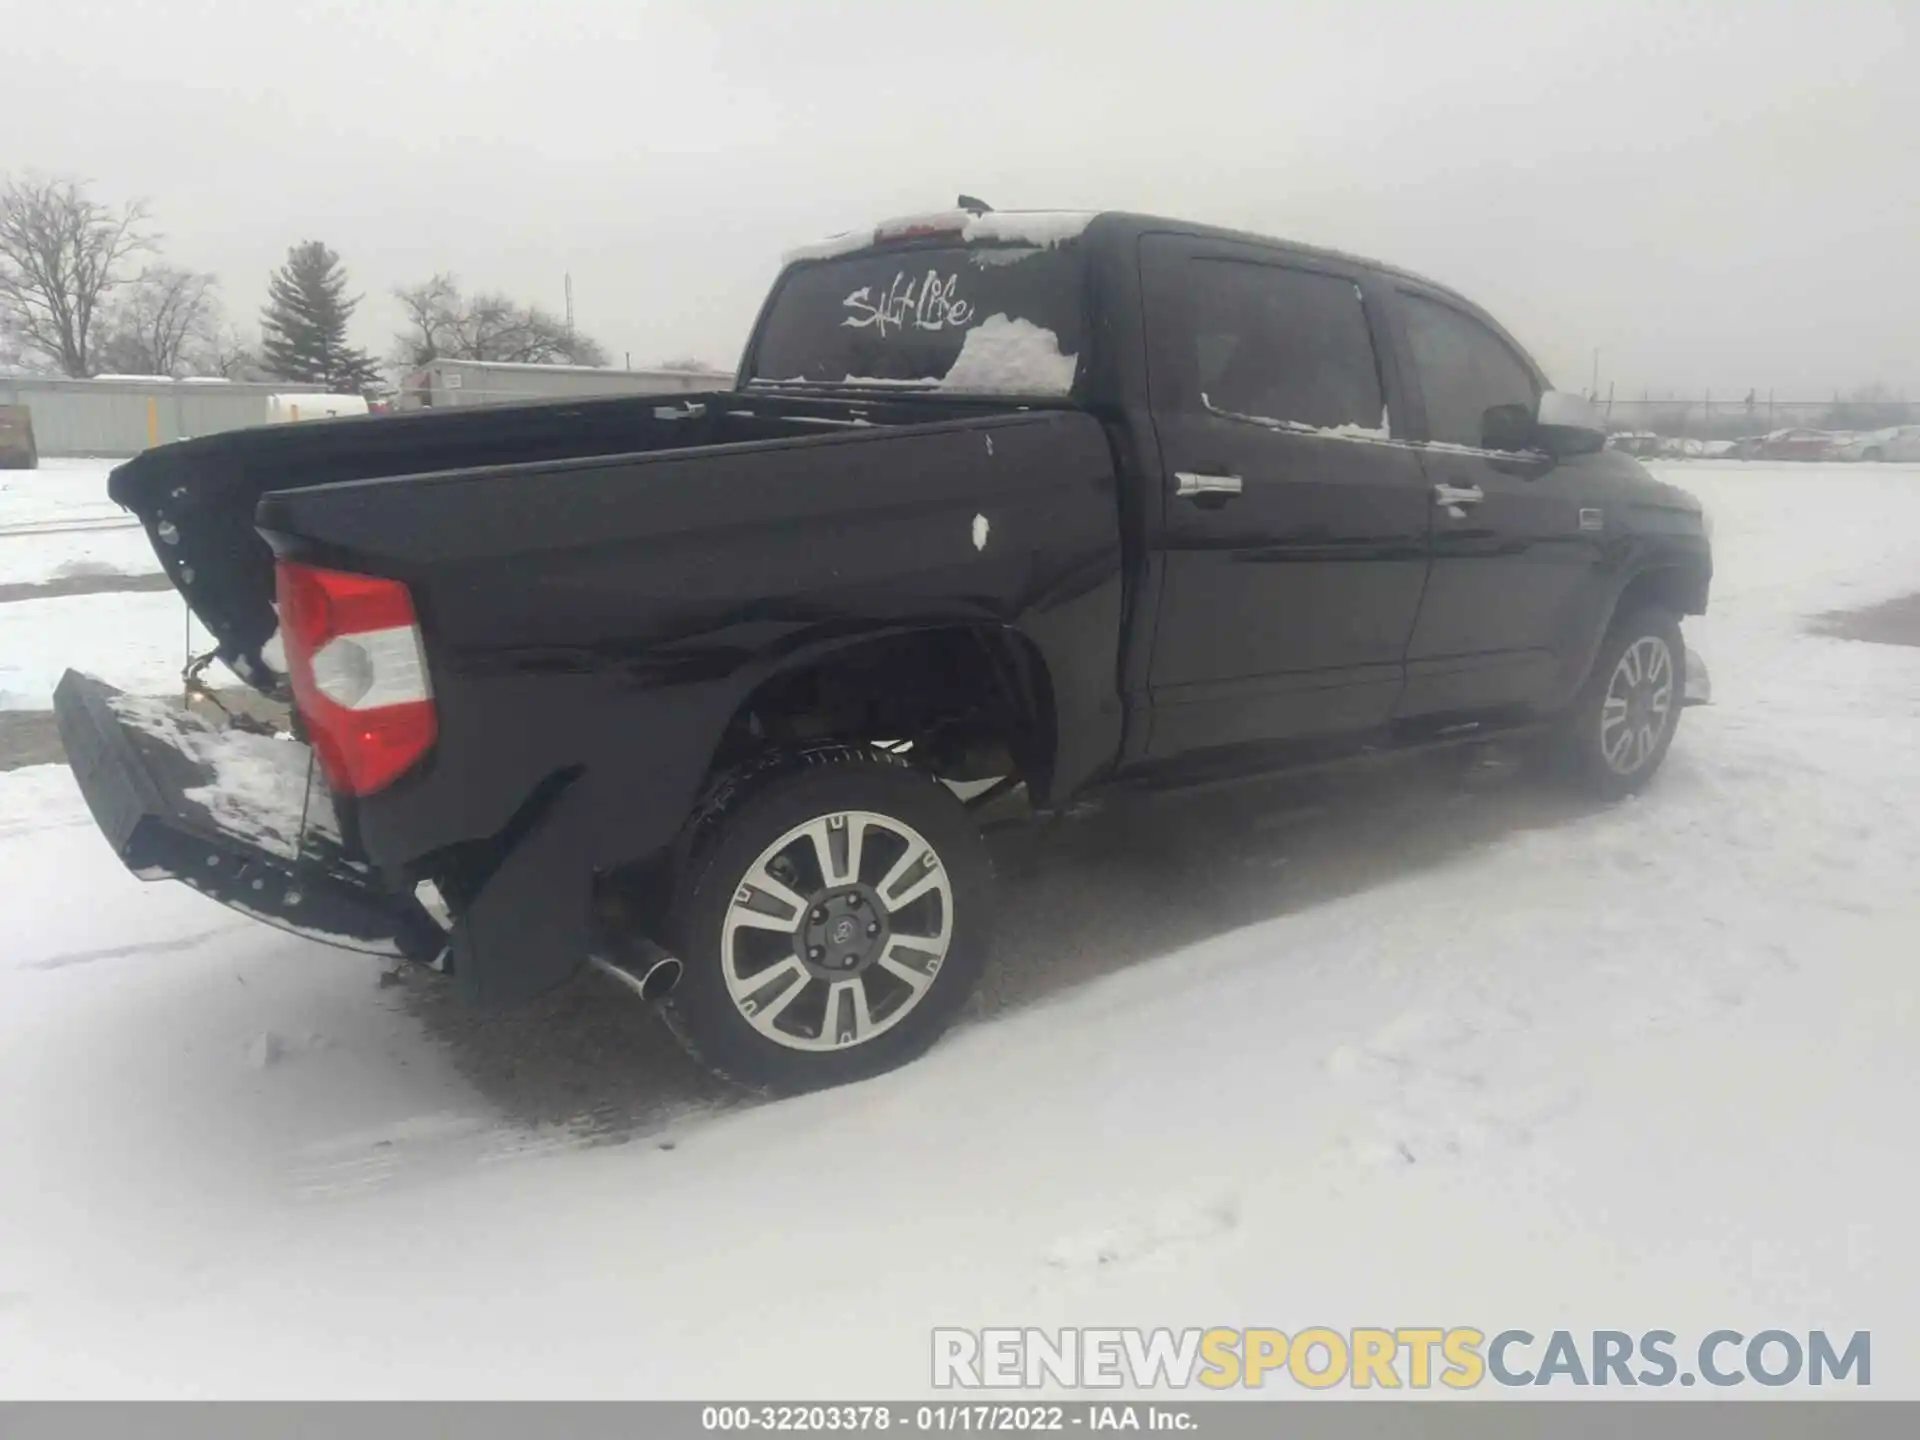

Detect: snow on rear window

[941,316,1077,394]
[749,243,1082,395]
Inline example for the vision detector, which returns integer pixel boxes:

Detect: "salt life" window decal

[841,271,975,336]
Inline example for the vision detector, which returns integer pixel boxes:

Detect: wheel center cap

[800,885,888,974]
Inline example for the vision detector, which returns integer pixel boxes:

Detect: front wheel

[662,746,993,1093]
[1556,607,1686,798]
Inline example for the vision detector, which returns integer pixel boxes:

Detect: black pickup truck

[55,207,1712,1091]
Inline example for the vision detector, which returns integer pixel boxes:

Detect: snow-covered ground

[0,459,180,707]
[0,523,161,589]
[0,457,161,587]
[2,461,1918,1398]
[0,589,199,709]
[0,457,128,532]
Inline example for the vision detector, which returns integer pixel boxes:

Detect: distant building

[398,359,729,410]
[0,374,347,458]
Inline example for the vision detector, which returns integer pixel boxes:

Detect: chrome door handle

[1175,471,1244,498]
[1432,482,1484,507]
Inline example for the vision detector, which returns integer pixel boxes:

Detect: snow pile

[939,315,1078,395]
[107,691,339,858]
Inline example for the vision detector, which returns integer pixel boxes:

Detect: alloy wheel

[721,810,954,1051]
[1600,635,1675,776]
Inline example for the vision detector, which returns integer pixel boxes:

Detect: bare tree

[0,325,45,374]
[203,325,271,381]
[393,274,608,369]
[0,175,152,377]
[95,265,221,376]
[659,356,729,373]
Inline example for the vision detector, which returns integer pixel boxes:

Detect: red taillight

[275,560,437,797]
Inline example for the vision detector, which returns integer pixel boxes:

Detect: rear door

[1138,236,1431,759]
[1391,287,1603,721]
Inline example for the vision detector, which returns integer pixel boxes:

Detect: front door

[1392,288,1607,720]
[1139,237,1432,760]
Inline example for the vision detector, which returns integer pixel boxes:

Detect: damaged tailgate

[52,669,446,961]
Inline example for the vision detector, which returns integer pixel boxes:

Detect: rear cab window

[745,213,1091,396]
[1178,258,1388,433]
[1136,233,1404,445]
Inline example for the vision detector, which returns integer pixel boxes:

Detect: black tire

[661,745,993,1094]
[1555,606,1686,799]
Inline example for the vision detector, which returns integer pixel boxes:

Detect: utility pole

[1590,348,1600,400]
[564,273,575,341]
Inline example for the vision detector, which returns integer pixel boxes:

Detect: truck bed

[107,386,1059,692]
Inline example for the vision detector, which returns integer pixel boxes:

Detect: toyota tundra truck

[54,206,1712,1092]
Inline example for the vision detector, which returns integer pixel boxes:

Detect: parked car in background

[1606,431,1662,458]
[1664,437,1737,460]
[1835,425,1920,463]
[1731,427,1842,461]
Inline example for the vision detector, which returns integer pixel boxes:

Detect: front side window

[1178,259,1386,433]
[1401,293,1540,450]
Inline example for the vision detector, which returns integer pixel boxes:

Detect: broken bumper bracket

[52,670,447,962]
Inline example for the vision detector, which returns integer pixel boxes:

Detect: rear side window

[1176,260,1386,432]
[1400,293,1540,450]
[748,244,1083,394]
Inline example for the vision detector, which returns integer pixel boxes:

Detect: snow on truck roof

[776,209,1476,311]
[781,210,1096,264]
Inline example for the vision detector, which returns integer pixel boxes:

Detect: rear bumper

[52,670,447,961]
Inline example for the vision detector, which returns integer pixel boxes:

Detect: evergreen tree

[258,241,383,393]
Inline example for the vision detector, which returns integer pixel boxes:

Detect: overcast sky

[7,0,1914,397]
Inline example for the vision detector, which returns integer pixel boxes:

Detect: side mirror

[1534,390,1608,458]
[1480,402,1536,454]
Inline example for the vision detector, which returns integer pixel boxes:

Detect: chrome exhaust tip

[589,946,683,1002]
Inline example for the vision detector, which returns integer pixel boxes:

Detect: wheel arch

[703,620,1063,801]
[1611,561,1710,622]
[1557,556,1709,711]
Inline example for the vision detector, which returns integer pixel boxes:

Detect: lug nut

[808,945,823,961]
[811,907,826,923]
[866,923,880,937]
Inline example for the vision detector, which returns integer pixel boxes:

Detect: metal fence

[1596,393,1916,442]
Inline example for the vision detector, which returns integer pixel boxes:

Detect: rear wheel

[1557,607,1685,798]
[662,746,992,1093]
